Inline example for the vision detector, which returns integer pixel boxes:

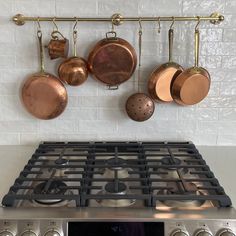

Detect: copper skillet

[148,18,184,102]
[171,18,210,105]
[21,23,68,120]
[87,27,137,89]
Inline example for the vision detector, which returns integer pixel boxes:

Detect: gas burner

[55,158,68,165]
[96,181,136,207]
[159,157,188,179]
[102,157,131,178]
[158,182,205,208]
[33,180,68,205]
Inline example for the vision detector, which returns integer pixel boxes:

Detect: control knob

[218,229,235,236]
[0,230,14,236]
[195,229,212,236]
[171,229,189,236]
[21,230,37,236]
[44,230,61,236]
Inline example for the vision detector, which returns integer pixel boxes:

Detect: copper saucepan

[21,26,68,120]
[148,19,184,102]
[171,18,210,105]
[58,20,88,86]
[87,30,137,88]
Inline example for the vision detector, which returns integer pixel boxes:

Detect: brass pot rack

[13,12,224,26]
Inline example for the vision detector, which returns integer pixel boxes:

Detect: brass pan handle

[194,17,200,67]
[168,28,174,62]
[37,29,45,74]
[106,31,117,40]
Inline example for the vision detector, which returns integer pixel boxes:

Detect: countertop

[0,145,235,206]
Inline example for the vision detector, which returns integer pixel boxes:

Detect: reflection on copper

[88,37,137,86]
[21,73,68,120]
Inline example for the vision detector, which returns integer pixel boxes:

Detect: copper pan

[58,20,88,86]
[21,27,68,120]
[171,18,210,105]
[87,31,137,87]
[148,20,184,102]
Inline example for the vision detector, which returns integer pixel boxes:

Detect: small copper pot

[46,30,69,60]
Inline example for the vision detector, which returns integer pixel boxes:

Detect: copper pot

[46,30,69,60]
[21,29,68,120]
[171,21,210,106]
[148,25,184,102]
[58,25,88,86]
[87,31,137,87]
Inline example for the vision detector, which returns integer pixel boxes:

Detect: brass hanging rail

[13,12,224,26]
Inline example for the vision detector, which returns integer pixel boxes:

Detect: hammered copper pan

[58,21,88,86]
[87,31,137,87]
[171,20,210,106]
[21,29,68,120]
[148,24,183,102]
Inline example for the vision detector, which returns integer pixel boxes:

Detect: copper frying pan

[148,19,183,102]
[21,26,68,120]
[171,18,210,105]
[87,31,137,88]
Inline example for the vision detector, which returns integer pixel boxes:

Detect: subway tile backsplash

[0,0,235,145]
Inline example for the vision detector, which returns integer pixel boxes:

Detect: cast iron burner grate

[2,141,232,207]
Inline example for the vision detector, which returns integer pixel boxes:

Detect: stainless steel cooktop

[0,141,235,236]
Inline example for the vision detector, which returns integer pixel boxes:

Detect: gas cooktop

[2,141,232,208]
[0,141,236,236]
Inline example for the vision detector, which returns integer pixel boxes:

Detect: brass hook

[111,18,115,32]
[73,17,78,32]
[138,18,142,34]
[195,16,201,30]
[37,17,42,37]
[157,17,161,33]
[170,16,175,29]
[52,17,59,31]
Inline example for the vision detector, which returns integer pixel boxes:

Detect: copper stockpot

[46,30,69,60]
[171,20,210,106]
[58,23,88,86]
[21,29,68,120]
[87,31,137,87]
[148,25,184,102]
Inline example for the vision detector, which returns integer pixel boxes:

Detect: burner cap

[158,182,205,208]
[105,182,127,194]
[54,158,68,165]
[33,180,67,205]
[161,157,181,165]
[107,157,126,170]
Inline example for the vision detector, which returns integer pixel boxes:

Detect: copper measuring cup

[126,19,155,122]
[46,18,69,60]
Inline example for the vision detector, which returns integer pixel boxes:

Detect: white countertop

[0,145,235,206]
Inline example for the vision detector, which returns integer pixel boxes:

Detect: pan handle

[168,28,174,62]
[194,17,200,67]
[37,29,45,74]
[106,31,117,40]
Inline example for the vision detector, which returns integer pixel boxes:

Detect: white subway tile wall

[0,0,235,145]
